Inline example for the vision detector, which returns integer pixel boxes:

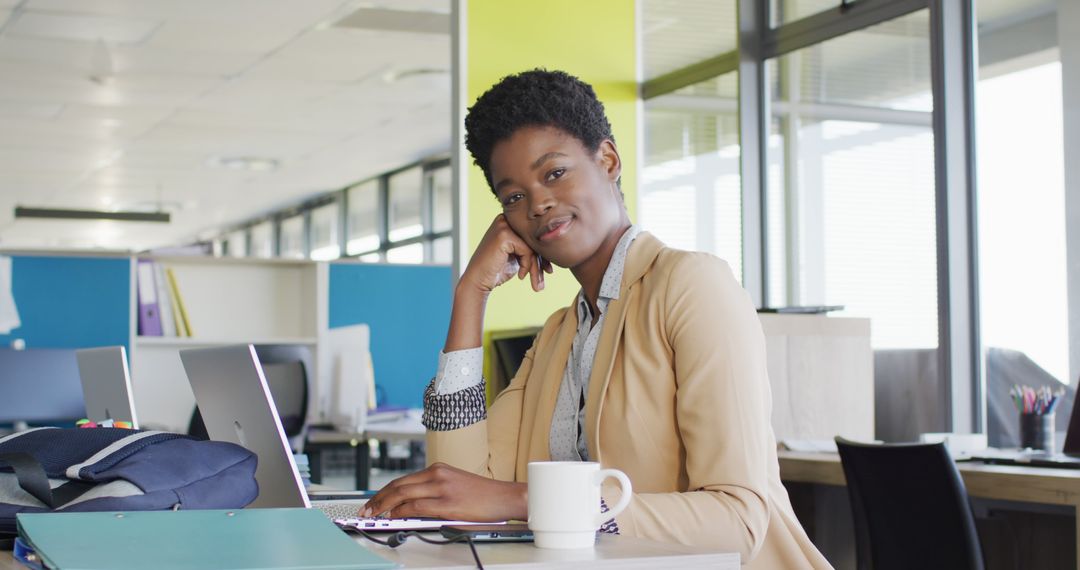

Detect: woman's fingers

[529,253,544,292]
[385,497,444,520]
[360,468,438,516]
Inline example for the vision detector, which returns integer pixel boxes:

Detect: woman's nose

[529,188,556,218]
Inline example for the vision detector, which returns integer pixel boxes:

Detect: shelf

[135,336,318,347]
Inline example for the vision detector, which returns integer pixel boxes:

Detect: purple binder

[136,259,163,336]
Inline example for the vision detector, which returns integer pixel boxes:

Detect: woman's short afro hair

[464,69,614,192]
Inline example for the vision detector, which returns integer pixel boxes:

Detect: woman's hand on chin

[461,214,553,295]
[358,462,527,522]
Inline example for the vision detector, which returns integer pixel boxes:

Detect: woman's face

[489,125,624,269]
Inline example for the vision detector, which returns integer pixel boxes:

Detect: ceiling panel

[0,99,64,119]
[7,10,160,43]
[27,0,346,25]
[146,20,306,54]
[642,0,737,81]
[0,0,452,251]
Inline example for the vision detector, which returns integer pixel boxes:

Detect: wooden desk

[779,450,1080,569]
[1,533,739,569]
[306,416,427,490]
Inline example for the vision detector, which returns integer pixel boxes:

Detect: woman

[361,69,830,568]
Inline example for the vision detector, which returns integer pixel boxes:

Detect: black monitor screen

[0,348,85,424]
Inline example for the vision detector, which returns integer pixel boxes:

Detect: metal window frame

[737,0,768,307]
[644,0,982,433]
[930,0,981,433]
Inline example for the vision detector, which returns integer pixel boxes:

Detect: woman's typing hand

[359,462,527,522]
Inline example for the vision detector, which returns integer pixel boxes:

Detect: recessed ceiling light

[206,156,280,172]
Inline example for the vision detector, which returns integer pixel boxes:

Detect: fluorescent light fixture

[15,206,170,223]
[207,156,280,172]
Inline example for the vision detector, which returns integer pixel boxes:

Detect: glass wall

[643,73,743,280]
[764,11,938,351]
[975,0,1067,445]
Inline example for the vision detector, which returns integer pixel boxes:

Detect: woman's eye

[545,168,566,182]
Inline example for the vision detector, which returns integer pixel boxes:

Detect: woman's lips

[538,218,573,242]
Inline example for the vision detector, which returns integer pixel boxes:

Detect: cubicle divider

[327,262,452,409]
[0,254,131,351]
[0,253,452,431]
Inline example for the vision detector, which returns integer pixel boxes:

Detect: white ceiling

[0,0,451,251]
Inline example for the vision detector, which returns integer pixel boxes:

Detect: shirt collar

[575,225,641,320]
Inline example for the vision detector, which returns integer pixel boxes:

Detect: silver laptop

[75,346,139,428]
[179,344,489,530]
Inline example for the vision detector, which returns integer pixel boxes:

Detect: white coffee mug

[527,461,632,549]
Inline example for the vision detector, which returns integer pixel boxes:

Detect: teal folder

[16,508,397,570]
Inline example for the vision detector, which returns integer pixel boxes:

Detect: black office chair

[835,437,986,570]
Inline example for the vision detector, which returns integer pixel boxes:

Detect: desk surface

[779,450,1080,570]
[1,533,738,570]
[362,533,738,569]
[779,450,1080,506]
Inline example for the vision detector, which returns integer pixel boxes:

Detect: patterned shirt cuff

[422,377,487,431]
[434,348,484,394]
[599,497,620,534]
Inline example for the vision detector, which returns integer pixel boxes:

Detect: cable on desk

[354,529,484,570]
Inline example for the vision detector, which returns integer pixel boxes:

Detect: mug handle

[593,469,633,528]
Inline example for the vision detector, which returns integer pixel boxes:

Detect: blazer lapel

[524,306,579,464]
[584,233,665,461]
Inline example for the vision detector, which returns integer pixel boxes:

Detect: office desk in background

[0,533,738,569]
[779,450,1080,569]
[306,412,427,490]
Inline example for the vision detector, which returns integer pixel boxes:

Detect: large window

[250,221,274,259]
[278,214,306,260]
[643,73,743,279]
[217,158,452,265]
[976,0,1068,437]
[346,180,381,258]
[309,202,341,261]
[764,11,937,350]
[225,229,247,258]
[641,0,742,278]
[388,167,425,242]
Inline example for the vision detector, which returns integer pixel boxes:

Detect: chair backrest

[835,437,985,570]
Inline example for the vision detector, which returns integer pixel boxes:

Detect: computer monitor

[488,327,540,396]
[0,348,85,424]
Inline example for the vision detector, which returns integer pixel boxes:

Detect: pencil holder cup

[1019,412,1054,451]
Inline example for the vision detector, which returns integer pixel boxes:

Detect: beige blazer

[428,232,831,568]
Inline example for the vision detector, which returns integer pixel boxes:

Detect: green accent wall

[465,0,639,335]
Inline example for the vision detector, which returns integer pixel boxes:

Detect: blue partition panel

[0,256,131,350]
[328,263,452,408]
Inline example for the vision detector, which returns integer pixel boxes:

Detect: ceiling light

[207,156,280,172]
[383,67,449,84]
[333,7,449,35]
[14,206,170,223]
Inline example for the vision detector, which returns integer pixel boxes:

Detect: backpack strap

[0,452,95,509]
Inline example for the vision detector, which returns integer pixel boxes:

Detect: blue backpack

[0,427,259,541]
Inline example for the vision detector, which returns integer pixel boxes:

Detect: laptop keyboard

[311,501,366,521]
